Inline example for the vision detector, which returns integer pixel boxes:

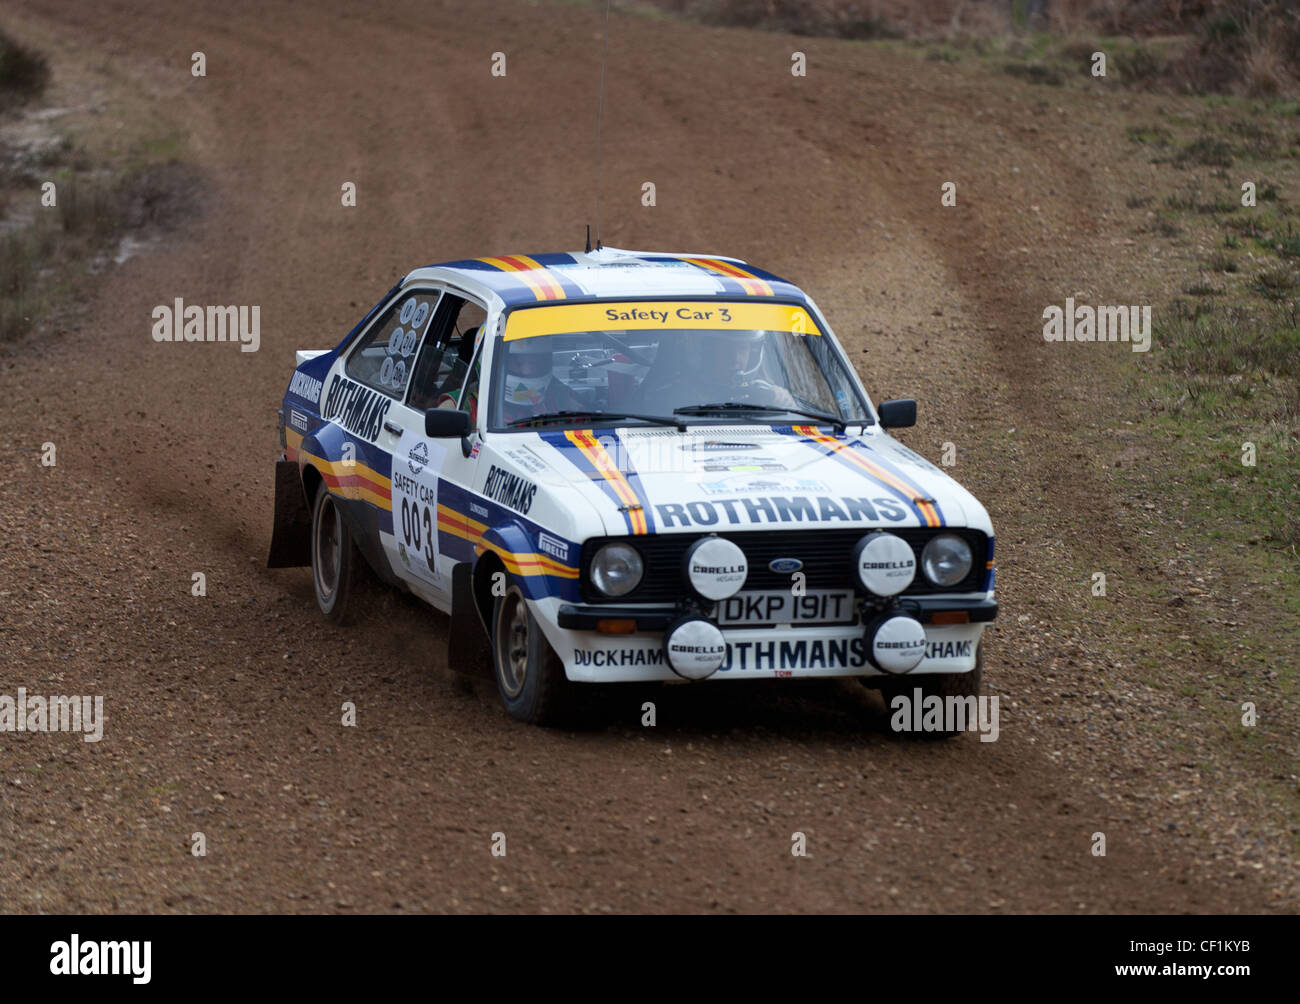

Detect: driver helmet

[707,328,765,381]
[503,345,552,409]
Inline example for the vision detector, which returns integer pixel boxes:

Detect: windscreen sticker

[505,301,820,341]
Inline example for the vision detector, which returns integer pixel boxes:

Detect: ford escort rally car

[268,247,998,728]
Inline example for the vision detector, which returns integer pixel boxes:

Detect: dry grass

[0,27,201,343]
[1244,34,1288,96]
[1253,261,1300,300]
[637,0,1300,96]
[1159,298,1300,379]
[1,157,202,341]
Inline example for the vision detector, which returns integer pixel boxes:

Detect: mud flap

[267,458,312,568]
[449,562,494,679]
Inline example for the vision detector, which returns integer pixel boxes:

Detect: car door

[381,290,490,608]
[331,285,445,589]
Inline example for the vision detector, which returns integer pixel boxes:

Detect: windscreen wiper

[673,402,866,429]
[506,409,687,430]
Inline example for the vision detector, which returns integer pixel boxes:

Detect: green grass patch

[1158,299,1300,377]
[1001,62,1064,87]
[1165,188,1239,214]
[1206,249,1240,272]
[1252,262,1300,300]
[132,129,187,168]
[1128,124,1175,147]
[1174,135,1235,168]
[1259,222,1300,258]
[0,225,57,341]
[1227,118,1281,159]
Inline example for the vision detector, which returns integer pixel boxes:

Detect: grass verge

[0,30,200,343]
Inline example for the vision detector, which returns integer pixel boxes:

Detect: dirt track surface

[0,0,1288,913]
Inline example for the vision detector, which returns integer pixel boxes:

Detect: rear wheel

[492,584,572,725]
[871,645,984,739]
[311,482,357,623]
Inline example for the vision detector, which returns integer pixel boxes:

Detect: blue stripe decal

[537,430,657,535]
[771,425,932,527]
[424,252,808,304]
[637,255,750,297]
[436,258,502,272]
[304,424,395,535]
[435,481,581,601]
[848,441,947,526]
[527,253,586,298]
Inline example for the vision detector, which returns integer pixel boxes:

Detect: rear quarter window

[345,290,441,397]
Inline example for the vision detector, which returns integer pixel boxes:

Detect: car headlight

[921,534,973,587]
[590,543,644,597]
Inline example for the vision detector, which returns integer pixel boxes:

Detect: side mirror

[877,398,916,430]
[425,408,472,438]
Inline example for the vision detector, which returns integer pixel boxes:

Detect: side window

[345,290,441,397]
[407,295,488,413]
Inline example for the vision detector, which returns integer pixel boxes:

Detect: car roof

[405,247,807,308]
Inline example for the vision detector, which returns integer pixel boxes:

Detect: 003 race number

[399,496,436,564]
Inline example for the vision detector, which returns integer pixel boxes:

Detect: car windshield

[487,300,867,430]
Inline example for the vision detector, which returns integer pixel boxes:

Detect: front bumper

[539,596,996,683]
[556,598,998,631]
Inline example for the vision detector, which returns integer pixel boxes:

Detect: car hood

[508,424,989,536]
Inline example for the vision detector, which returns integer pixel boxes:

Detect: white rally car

[269,247,997,727]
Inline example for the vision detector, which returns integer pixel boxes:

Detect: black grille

[580,528,988,603]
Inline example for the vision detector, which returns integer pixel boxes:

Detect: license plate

[717,589,856,627]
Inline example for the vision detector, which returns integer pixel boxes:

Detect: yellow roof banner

[504,301,821,341]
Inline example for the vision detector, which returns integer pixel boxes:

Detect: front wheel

[311,482,357,623]
[492,584,572,725]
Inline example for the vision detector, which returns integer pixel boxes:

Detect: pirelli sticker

[504,301,821,341]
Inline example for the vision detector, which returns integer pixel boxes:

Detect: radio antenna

[594,0,610,251]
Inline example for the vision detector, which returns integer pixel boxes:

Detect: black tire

[311,482,357,624]
[871,644,984,740]
[491,584,573,725]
